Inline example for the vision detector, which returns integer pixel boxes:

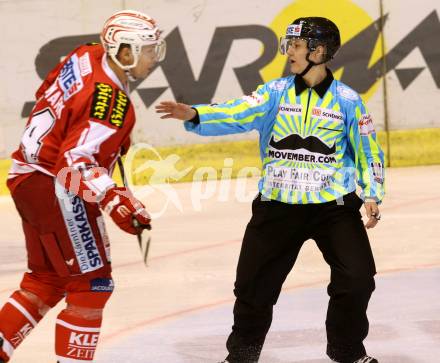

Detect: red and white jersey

[9,44,134,200]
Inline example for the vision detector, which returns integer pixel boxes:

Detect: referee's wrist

[187,108,200,124]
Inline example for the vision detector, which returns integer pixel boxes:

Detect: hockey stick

[117,157,152,266]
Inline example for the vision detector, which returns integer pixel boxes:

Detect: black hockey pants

[225,192,376,363]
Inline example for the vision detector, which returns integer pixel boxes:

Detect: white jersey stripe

[7,298,38,327]
[9,159,54,178]
[56,319,101,333]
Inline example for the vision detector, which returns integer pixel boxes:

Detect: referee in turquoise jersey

[157,17,384,363]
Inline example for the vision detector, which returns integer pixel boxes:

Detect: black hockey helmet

[280,17,341,61]
[280,17,341,76]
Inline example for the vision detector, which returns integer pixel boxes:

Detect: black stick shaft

[117,156,149,266]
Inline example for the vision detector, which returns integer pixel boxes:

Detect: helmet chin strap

[299,62,315,77]
[298,50,326,77]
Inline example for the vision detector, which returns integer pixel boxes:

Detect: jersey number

[21,108,56,163]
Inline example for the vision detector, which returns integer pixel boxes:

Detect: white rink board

[0,0,439,156]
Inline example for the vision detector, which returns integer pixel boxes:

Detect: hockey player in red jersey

[0,10,165,362]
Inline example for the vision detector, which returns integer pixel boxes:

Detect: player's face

[130,45,159,79]
[286,38,311,74]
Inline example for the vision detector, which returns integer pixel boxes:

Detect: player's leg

[0,269,65,362]
[311,193,376,363]
[1,173,112,362]
[0,210,66,362]
[55,273,114,362]
[0,287,48,362]
[224,196,310,362]
[0,173,74,362]
[51,178,113,362]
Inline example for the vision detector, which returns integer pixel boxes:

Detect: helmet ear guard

[306,39,332,64]
[104,43,140,71]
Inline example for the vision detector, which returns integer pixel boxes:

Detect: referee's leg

[311,194,376,362]
[225,196,309,362]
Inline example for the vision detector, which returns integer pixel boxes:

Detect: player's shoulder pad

[62,44,97,79]
[56,47,92,101]
[90,82,131,128]
[334,80,361,103]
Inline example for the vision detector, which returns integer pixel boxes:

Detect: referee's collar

[295,68,334,98]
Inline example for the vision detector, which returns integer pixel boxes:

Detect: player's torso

[259,77,356,204]
[13,44,134,174]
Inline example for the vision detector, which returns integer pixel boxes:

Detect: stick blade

[137,230,152,267]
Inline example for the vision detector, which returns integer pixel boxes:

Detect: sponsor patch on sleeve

[358,114,375,135]
[59,53,84,101]
[241,92,265,106]
[268,79,288,91]
[109,89,130,128]
[90,82,113,121]
[90,278,114,292]
[337,85,359,101]
[370,162,384,184]
[79,52,92,77]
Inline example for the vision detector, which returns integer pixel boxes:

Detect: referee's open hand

[364,200,381,229]
[155,101,197,121]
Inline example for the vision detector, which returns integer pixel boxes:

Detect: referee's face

[286,38,309,74]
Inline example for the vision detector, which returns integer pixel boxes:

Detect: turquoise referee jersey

[184,70,385,204]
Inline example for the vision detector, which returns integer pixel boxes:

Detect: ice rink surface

[0,165,439,363]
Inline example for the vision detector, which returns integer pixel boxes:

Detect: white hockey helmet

[101,10,166,70]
